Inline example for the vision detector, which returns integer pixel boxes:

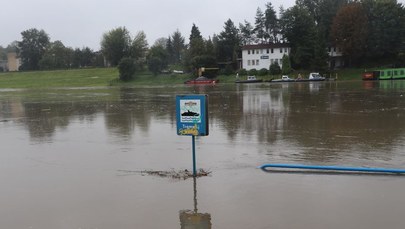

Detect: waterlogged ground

[1,81,405,228]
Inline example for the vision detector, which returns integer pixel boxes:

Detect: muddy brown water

[1,80,405,228]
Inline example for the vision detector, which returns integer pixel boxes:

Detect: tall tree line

[16,28,103,71]
[11,0,405,73]
[240,0,404,69]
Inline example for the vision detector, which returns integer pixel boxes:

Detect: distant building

[328,46,344,69]
[7,52,21,71]
[241,43,344,71]
[241,43,291,71]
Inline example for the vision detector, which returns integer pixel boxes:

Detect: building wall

[327,46,344,69]
[242,44,344,71]
[7,52,21,71]
[242,44,290,71]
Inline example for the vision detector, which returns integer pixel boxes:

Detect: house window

[394,71,398,76]
[248,50,250,55]
[381,72,385,76]
[275,59,279,64]
[387,71,392,76]
[260,49,263,54]
[256,60,259,65]
[280,48,283,53]
[401,70,404,75]
[255,50,259,54]
[271,49,274,53]
[266,49,269,54]
[284,48,288,53]
[247,60,251,66]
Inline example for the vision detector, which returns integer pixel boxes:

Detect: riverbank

[0,67,364,88]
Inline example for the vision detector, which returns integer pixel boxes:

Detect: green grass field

[0,67,364,88]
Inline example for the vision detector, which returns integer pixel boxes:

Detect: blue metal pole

[192,135,196,177]
[260,163,405,174]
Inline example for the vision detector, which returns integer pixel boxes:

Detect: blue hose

[260,163,405,174]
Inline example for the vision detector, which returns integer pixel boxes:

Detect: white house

[241,43,291,71]
[241,43,344,71]
[327,46,344,69]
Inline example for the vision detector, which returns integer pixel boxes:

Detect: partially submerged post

[176,95,209,177]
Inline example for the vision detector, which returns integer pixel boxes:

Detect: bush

[258,68,268,76]
[148,57,164,76]
[224,65,234,75]
[270,62,281,75]
[238,68,248,75]
[118,57,136,81]
[248,69,257,76]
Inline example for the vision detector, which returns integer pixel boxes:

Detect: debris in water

[117,169,211,180]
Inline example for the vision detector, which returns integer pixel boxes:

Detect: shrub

[118,57,136,81]
[248,69,257,76]
[270,62,281,75]
[224,65,234,75]
[238,68,248,75]
[258,68,268,76]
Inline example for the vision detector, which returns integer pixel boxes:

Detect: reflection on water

[1,82,405,162]
[179,177,211,229]
[1,82,405,228]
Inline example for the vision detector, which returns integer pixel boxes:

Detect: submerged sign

[176,95,208,136]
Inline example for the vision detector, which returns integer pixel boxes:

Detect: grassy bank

[0,68,119,88]
[0,67,364,88]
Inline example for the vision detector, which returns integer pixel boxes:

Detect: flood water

[1,80,405,229]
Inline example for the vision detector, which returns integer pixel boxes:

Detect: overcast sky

[1,0,295,50]
[1,0,404,51]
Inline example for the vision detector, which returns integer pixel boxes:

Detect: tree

[171,30,186,64]
[72,47,95,68]
[18,28,50,70]
[191,55,217,75]
[118,57,136,81]
[317,0,348,40]
[239,20,254,45]
[217,19,240,66]
[264,2,279,43]
[7,41,19,53]
[166,37,174,64]
[296,0,321,23]
[100,27,131,66]
[0,46,6,61]
[131,31,148,69]
[147,43,169,75]
[253,7,266,43]
[331,3,368,66]
[39,40,70,70]
[184,24,206,72]
[205,37,216,57]
[81,47,95,67]
[279,6,317,69]
[188,24,205,57]
[311,32,329,72]
[270,62,281,75]
[362,0,405,63]
[281,54,292,75]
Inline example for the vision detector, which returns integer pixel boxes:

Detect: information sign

[176,95,209,136]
